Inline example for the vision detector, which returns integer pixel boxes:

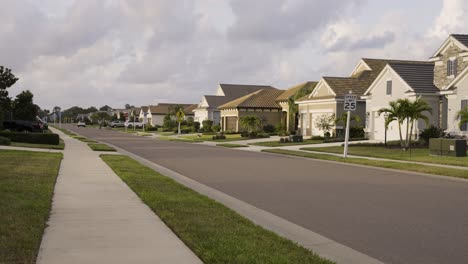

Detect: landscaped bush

[351,140,426,148]
[0,131,60,145]
[311,135,324,140]
[0,136,11,145]
[240,131,249,138]
[419,125,445,145]
[349,126,365,139]
[263,124,275,133]
[202,120,213,132]
[212,124,221,132]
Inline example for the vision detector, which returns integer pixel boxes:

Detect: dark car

[2,120,45,132]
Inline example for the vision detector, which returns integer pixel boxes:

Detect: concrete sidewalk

[37,128,202,264]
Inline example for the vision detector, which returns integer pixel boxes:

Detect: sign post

[343,91,357,158]
[176,109,185,136]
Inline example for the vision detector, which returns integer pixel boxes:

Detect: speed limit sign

[344,94,357,111]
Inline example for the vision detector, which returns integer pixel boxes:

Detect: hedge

[0,131,60,145]
[0,136,11,146]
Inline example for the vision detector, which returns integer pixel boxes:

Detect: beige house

[148,103,197,127]
[193,84,277,127]
[296,58,394,137]
[219,89,285,132]
[434,34,468,135]
[275,81,318,131]
[362,61,441,141]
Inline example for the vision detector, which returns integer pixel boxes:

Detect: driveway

[65,125,468,264]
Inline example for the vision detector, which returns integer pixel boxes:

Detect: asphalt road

[65,125,468,264]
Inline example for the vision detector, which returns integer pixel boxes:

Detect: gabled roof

[183,104,197,115]
[451,34,468,47]
[203,95,233,109]
[149,103,194,115]
[388,62,439,93]
[431,34,468,58]
[276,81,318,101]
[218,84,277,99]
[219,89,285,109]
[140,106,149,113]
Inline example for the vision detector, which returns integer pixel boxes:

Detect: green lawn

[157,137,204,143]
[101,155,333,264]
[301,146,468,167]
[0,150,62,263]
[263,149,468,179]
[87,143,116,152]
[11,139,65,150]
[72,136,98,143]
[251,139,323,147]
[216,143,249,148]
[52,126,77,137]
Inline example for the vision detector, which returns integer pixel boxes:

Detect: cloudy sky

[1,0,467,110]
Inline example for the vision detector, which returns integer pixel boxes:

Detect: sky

[1,0,467,110]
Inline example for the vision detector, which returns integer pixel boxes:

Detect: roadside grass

[0,150,62,263]
[72,136,98,143]
[11,139,65,150]
[100,154,333,264]
[53,126,77,137]
[180,134,245,142]
[138,133,153,136]
[158,137,204,143]
[87,143,116,152]
[301,146,468,167]
[251,139,323,147]
[263,149,468,179]
[216,143,249,148]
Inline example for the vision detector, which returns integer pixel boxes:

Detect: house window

[462,100,468,131]
[447,59,458,77]
[386,80,392,95]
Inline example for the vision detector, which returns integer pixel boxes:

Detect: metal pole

[343,111,351,158]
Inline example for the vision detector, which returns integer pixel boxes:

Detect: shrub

[0,136,11,145]
[212,124,221,132]
[349,126,365,139]
[0,131,60,145]
[279,138,285,143]
[323,137,367,143]
[419,125,445,145]
[263,124,275,133]
[284,138,290,143]
[202,120,213,132]
[256,133,270,138]
[193,122,201,132]
[212,133,226,140]
[240,131,249,138]
[311,136,324,140]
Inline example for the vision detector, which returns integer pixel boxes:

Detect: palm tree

[406,97,432,148]
[378,100,406,148]
[239,115,262,133]
[456,106,468,131]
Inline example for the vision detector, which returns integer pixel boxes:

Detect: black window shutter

[447,60,451,76]
[453,59,458,76]
[386,80,392,95]
[462,100,468,131]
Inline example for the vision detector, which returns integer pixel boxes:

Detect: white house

[148,103,197,127]
[362,61,441,141]
[433,34,468,135]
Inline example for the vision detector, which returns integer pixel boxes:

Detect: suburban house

[275,81,318,131]
[296,58,397,137]
[148,103,197,127]
[362,60,441,141]
[138,106,150,124]
[193,84,278,127]
[434,34,468,135]
[218,88,285,132]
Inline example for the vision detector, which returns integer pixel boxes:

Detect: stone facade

[434,44,468,89]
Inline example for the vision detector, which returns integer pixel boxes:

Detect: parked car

[125,120,143,128]
[109,120,125,128]
[77,121,86,127]
[2,120,45,132]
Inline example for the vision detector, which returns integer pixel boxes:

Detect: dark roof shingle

[219,84,277,99]
[452,34,468,48]
[388,62,439,93]
[219,89,285,109]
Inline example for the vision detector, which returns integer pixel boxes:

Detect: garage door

[226,117,237,131]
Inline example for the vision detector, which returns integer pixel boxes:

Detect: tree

[288,86,313,132]
[378,98,432,150]
[315,113,335,137]
[335,112,361,137]
[119,112,126,121]
[12,90,40,120]
[91,111,112,124]
[239,115,262,133]
[456,106,468,131]
[124,104,134,109]
[0,66,19,129]
[99,105,112,111]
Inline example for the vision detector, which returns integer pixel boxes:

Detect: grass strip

[87,143,116,152]
[251,139,323,147]
[158,137,204,143]
[53,126,77,137]
[0,150,62,263]
[101,155,333,264]
[180,134,247,142]
[263,149,468,179]
[11,139,65,150]
[301,146,468,167]
[216,143,248,148]
[72,136,98,143]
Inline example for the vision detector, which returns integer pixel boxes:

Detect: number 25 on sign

[344,94,357,111]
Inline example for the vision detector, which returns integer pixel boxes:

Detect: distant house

[275,81,318,132]
[138,106,150,124]
[148,103,197,127]
[193,84,278,127]
[433,34,468,135]
[296,58,393,137]
[219,89,285,132]
[362,60,440,141]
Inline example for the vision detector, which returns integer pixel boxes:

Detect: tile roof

[276,81,318,101]
[219,84,278,99]
[219,89,285,109]
[149,103,194,115]
[140,106,149,112]
[183,104,198,115]
[203,95,234,109]
[452,34,468,48]
[388,62,439,93]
